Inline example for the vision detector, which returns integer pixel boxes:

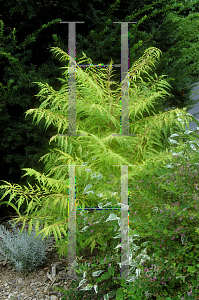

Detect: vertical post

[68,22,76,136]
[68,164,77,279]
[59,21,85,280]
[111,21,137,279]
[112,22,136,137]
[60,21,85,137]
[120,165,129,278]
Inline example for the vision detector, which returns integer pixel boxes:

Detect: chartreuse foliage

[0,46,198,295]
[0,44,196,243]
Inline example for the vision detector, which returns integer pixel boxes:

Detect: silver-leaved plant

[0,220,52,275]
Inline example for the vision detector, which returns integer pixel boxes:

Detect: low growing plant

[0,221,51,276]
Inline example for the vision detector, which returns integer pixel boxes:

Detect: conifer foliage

[0,18,62,186]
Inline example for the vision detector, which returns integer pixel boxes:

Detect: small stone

[50,295,58,300]
[17,277,23,284]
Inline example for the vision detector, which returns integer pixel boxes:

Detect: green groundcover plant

[54,134,199,300]
[0,45,199,299]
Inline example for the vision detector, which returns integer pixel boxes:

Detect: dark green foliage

[0,18,63,214]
